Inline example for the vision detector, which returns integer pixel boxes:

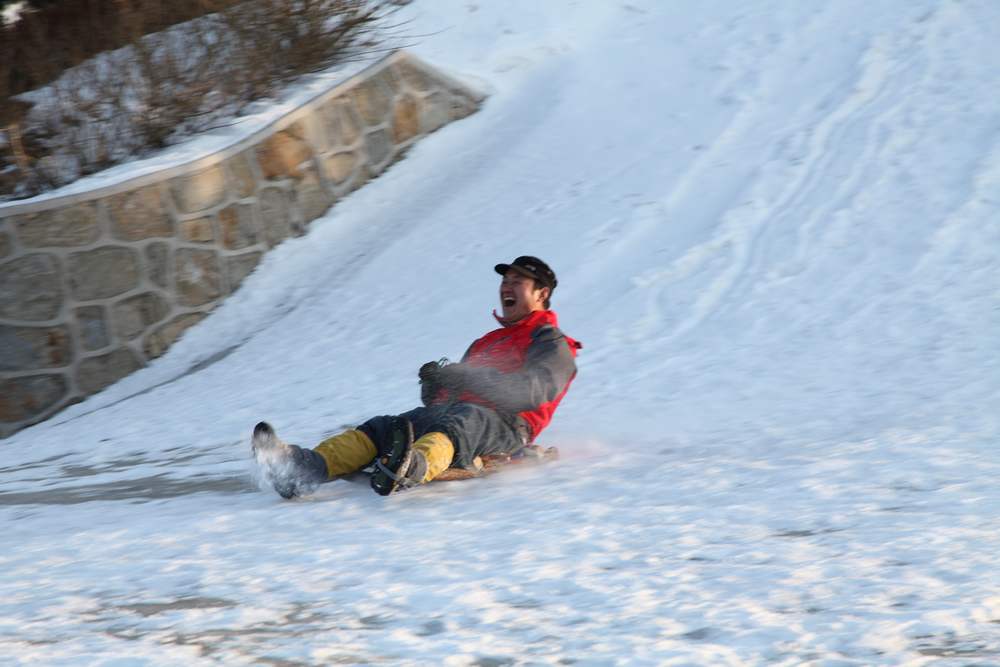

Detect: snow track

[2,1,998,664]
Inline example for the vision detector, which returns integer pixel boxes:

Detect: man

[252,256,581,498]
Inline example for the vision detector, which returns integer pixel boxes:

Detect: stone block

[293,115,324,151]
[447,90,480,120]
[108,185,172,240]
[421,91,452,133]
[219,204,260,250]
[171,165,228,214]
[0,229,11,258]
[316,102,336,149]
[372,67,400,95]
[364,128,394,174]
[393,60,433,93]
[179,216,216,243]
[393,94,421,144]
[0,324,73,371]
[112,292,169,340]
[143,313,206,359]
[322,151,360,185]
[323,99,362,149]
[0,253,63,321]
[76,348,141,396]
[226,252,262,291]
[351,77,393,127]
[68,246,140,301]
[75,305,110,351]
[258,188,293,247]
[175,249,222,307]
[341,103,363,145]
[0,374,67,423]
[420,91,452,134]
[256,131,314,181]
[13,203,101,247]
[144,242,170,289]
[295,169,332,224]
[226,152,258,198]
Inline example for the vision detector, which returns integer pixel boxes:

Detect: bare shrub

[1,0,244,96]
[0,0,405,200]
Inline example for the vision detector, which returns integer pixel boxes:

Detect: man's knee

[357,415,399,458]
[358,407,435,457]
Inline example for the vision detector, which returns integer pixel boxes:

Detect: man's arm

[438,326,576,413]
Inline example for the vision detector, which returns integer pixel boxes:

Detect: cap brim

[495,263,539,282]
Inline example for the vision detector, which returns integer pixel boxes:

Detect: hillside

[2,1,998,664]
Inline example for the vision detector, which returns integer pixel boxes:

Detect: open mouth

[502,296,516,307]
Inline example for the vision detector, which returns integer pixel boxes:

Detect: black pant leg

[358,404,526,469]
[422,403,525,469]
[357,408,426,458]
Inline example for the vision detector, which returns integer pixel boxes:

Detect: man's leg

[420,403,526,471]
[411,431,455,481]
[403,402,526,484]
[254,404,524,497]
[365,404,525,493]
[252,422,378,499]
[362,409,456,494]
[313,429,378,476]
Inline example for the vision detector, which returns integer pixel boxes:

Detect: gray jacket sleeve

[443,326,577,414]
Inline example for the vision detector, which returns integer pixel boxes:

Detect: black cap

[494,256,557,290]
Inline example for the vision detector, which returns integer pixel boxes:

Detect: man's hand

[418,360,441,385]
[423,362,471,399]
[419,359,449,405]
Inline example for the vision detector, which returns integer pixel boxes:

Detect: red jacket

[437,310,580,440]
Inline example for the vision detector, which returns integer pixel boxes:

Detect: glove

[419,360,441,384]
[418,359,448,405]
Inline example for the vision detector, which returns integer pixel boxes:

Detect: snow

[2,0,1000,664]
[1,1,25,27]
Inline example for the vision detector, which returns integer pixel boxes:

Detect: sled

[344,444,559,486]
[433,444,559,481]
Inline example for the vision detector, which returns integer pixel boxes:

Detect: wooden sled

[433,444,559,481]
[342,445,559,488]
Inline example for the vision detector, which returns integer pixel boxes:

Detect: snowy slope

[2,1,999,664]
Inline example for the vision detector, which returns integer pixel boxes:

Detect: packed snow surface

[2,1,999,664]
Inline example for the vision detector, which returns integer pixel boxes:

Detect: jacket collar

[492,308,557,329]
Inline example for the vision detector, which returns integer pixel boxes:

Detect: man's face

[499,269,549,321]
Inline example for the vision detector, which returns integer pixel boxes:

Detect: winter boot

[251,421,328,499]
[370,421,456,495]
[370,417,418,495]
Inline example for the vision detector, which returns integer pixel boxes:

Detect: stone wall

[0,51,484,438]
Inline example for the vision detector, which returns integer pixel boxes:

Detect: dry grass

[0,0,406,200]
